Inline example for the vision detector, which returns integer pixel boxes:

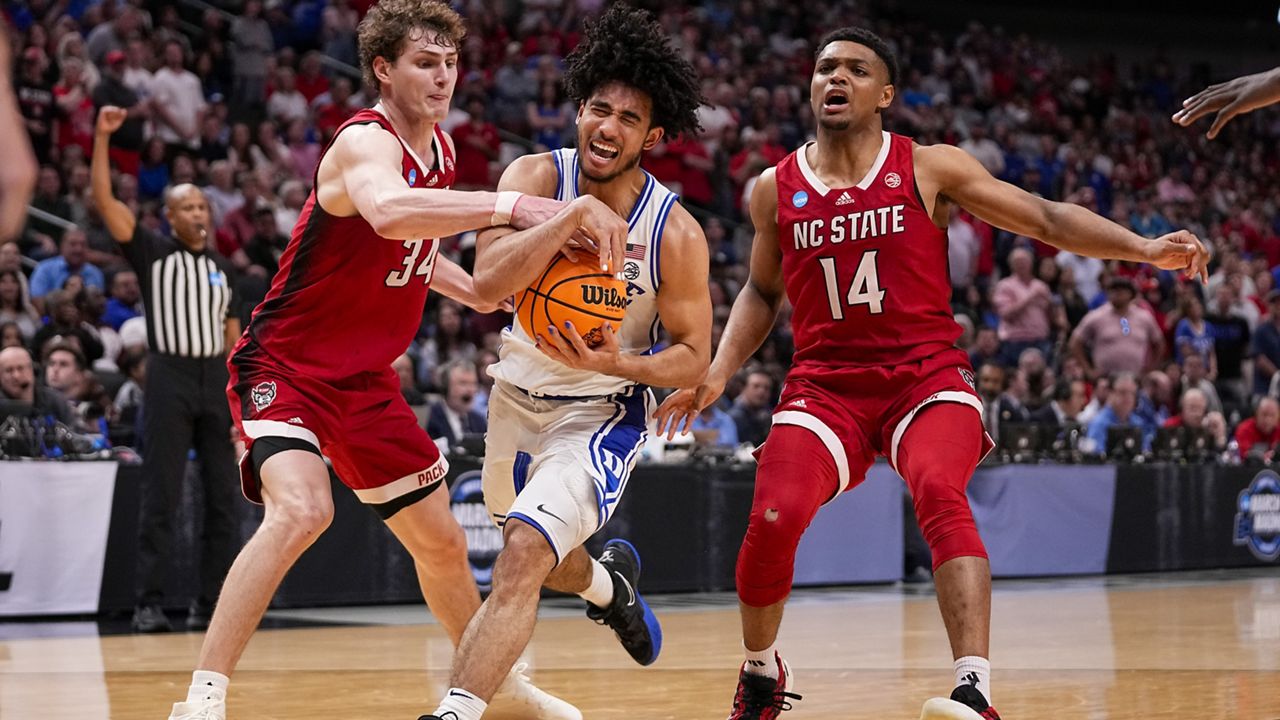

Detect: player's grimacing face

[811,41,893,131]
[576,82,662,183]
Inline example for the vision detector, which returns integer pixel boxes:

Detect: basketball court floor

[3,568,1277,719]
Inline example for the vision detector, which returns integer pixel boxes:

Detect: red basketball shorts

[764,347,993,499]
[227,356,447,507]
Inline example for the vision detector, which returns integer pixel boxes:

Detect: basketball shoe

[919,684,1001,720]
[585,539,662,665]
[727,651,801,719]
[493,662,583,720]
[166,686,224,720]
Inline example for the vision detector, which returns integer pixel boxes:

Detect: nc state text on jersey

[792,204,907,250]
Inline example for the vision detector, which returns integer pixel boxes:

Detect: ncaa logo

[624,261,641,281]
[792,190,809,208]
[250,381,277,411]
[407,169,417,186]
[884,172,902,188]
[1235,470,1280,562]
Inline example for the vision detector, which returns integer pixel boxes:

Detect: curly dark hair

[563,4,704,138]
[357,0,466,96]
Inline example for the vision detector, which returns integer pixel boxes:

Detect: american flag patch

[625,243,646,261]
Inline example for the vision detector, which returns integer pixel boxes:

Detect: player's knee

[493,520,558,590]
[265,492,334,543]
[735,501,811,608]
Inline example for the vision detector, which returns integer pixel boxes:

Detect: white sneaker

[919,697,985,720]
[494,662,582,720]
[168,687,226,720]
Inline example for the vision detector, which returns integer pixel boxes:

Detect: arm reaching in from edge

[1173,66,1280,139]
[654,168,785,439]
[471,153,628,305]
[431,254,513,314]
[916,143,1210,283]
[0,27,36,243]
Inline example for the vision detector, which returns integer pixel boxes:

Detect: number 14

[818,251,885,320]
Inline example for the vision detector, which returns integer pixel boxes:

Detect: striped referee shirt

[121,225,237,358]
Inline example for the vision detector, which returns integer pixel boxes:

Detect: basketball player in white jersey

[417,6,712,720]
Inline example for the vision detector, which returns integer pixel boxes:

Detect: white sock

[579,559,615,608]
[744,642,779,680]
[954,655,992,705]
[434,687,487,720]
[186,670,229,703]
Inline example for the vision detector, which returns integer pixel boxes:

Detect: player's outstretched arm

[472,154,628,305]
[329,125,567,245]
[918,143,1210,282]
[91,106,137,243]
[539,204,712,389]
[0,27,36,243]
[654,169,785,439]
[1173,66,1280,139]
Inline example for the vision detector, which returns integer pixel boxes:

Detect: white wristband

[491,191,524,227]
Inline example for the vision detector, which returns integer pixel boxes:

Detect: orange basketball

[518,253,626,349]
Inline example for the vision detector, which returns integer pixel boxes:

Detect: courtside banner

[0,462,117,615]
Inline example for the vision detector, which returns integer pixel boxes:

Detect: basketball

[518,252,627,349]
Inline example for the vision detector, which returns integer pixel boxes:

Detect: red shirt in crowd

[1233,418,1280,457]
[451,119,500,188]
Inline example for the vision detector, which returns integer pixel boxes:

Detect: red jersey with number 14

[231,107,456,381]
[775,131,960,368]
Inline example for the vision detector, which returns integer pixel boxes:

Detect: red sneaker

[726,652,802,719]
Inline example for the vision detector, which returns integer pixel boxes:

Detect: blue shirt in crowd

[28,257,105,299]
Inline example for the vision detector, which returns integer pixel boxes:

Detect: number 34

[818,251,885,320]
[385,238,439,287]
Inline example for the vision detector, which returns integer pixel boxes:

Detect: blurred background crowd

[4,0,1280,462]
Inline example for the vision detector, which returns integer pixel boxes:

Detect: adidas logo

[788,399,807,408]
[287,417,304,425]
[835,191,855,206]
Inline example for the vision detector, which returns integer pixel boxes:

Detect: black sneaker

[185,600,212,631]
[727,652,801,719]
[950,684,1001,720]
[585,538,662,666]
[131,604,172,633]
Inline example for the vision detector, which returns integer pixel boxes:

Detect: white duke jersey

[490,148,678,397]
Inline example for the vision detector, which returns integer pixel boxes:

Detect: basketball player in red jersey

[657,27,1209,720]
[165,2,625,719]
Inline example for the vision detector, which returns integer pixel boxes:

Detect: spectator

[729,369,774,448]
[16,47,55,165]
[1129,191,1172,238]
[977,361,1029,442]
[958,121,1004,176]
[1164,387,1209,430]
[230,0,273,119]
[1017,347,1055,410]
[31,288,105,364]
[1180,352,1223,414]
[273,179,306,237]
[452,96,501,191]
[91,50,146,177]
[284,118,320,183]
[1029,378,1087,427]
[393,353,425,406]
[968,325,1000,369]
[416,300,476,387]
[1251,290,1280,399]
[426,359,487,450]
[43,342,112,430]
[295,52,330,105]
[1173,294,1215,372]
[1085,373,1156,454]
[136,138,170,200]
[948,208,982,296]
[0,346,71,424]
[84,5,139,66]
[113,344,146,428]
[121,38,154,102]
[690,402,739,447]
[1055,251,1104,305]
[1207,281,1253,407]
[1233,397,1280,462]
[53,57,96,159]
[203,160,244,228]
[993,247,1053,365]
[314,77,359,138]
[266,67,309,126]
[243,205,290,280]
[527,80,572,151]
[151,40,206,154]
[0,269,40,340]
[1069,276,1163,378]
[24,165,71,258]
[29,228,105,304]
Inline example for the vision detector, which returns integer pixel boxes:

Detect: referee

[92,106,239,633]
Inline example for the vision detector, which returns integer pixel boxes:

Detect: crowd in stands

[5,0,1280,460]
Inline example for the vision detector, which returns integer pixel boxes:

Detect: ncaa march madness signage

[1235,470,1280,562]
[449,470,504,591]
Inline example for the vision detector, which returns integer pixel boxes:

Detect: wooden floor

[3,571,1279,720]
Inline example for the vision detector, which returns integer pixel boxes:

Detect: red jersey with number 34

[231,107,456,381]
[775,131,961,368]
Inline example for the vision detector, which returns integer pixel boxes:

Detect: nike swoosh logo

[616,572,636,607]
[536,503,568,525]
[448,690,473,699]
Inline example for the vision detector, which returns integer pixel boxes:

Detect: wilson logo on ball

[581,285,627,311]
